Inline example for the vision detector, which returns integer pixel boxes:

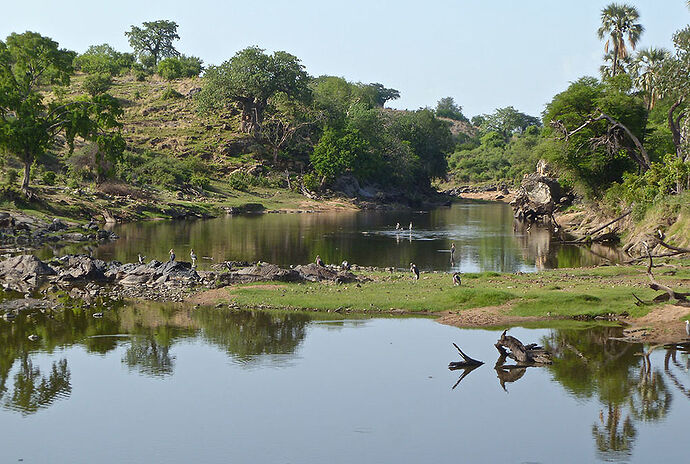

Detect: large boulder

[0,255,56,291]
[116,259,200,287]
[511,172,563,223]
[54,255,115,283]
[294,263,358,283]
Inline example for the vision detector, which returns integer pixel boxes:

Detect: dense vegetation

[1,5,689,222]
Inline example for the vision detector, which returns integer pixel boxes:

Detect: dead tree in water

[494,330,552,365]
[448,343,484,369]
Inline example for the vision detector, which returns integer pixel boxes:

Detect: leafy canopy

[125,20,180,67]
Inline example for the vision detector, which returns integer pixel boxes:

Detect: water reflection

[34,202,622,272]
[1,355,71,415]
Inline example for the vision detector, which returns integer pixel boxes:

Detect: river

[52,201,623,272]
[0,305,688,463]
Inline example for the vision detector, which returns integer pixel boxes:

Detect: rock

[511,172,563,223]
[62,232,87,242]
[55,255,114,283]
[294,263,358,283]
[0,255,56,292]
[47,218,68,232]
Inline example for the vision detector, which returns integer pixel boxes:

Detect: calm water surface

[1,305,688,463]
[49,201,622,272]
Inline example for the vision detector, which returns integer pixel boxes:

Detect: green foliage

[302,172,320,191]
[0,32,123,190]
[311,128,374,181]
[115,150,209,190]
[5,168,19,186]
[81,72,112,96]
[73,44,134,76]
[436,97,468,121]
[597,3,644,77]
[542,76,646,196]
[125,20,180,67]
[157,55,203,80]
[198,46,311,135]
[40,171,56,186]
[160,86,183,100]
[478,106,541,141]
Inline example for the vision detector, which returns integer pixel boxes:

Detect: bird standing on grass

[453,273,461,286]
[410,263,419,281]
[169,249,176,263]
[190,249,197,268]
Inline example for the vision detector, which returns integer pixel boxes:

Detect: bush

[227,171,249,191]
[74,44,134,76]
[82,73,112,96]
[160,87,183,100]
[302,172,320,192]
[157,55,203,80]
[41,171,57,186]
[115,150,210,191]
[5,168,19,186]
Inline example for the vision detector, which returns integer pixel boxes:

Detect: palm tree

[597,3,644,77]
[632,47,669,110]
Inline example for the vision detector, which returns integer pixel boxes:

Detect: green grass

[226,263,688,320]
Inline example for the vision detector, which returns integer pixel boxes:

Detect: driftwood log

[494,330,552,365]
[642,242,689,306]
[448,343,484,369]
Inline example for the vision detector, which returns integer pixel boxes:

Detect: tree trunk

[21,159,31,192]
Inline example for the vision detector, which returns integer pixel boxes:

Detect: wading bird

[686,320,689,337]
[169,249,176,263]
[450,243,456,262]
[410,263,419,281]
[138,254,146,264]
[453,273,461,286]
[315,255,325,267]
[190,249,197,268]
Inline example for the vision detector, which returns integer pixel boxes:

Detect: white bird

[685,320,689,337]
[409,222,413,231]
[138,253,146,264]
[395,222,401,230]
[28,334,39,341]
[92,312,103,318]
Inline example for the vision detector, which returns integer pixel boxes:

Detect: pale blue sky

[2,1,688,117]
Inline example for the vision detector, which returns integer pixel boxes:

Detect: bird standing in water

[395,222,401,230]
[169,249,176,263]
[409,222,413,231]
[410,263,419,281]
[190,249,197,268]
[450,243,456,263]
[315,255,325,267]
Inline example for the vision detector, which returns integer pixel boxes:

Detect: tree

[362,83,400,108]
[197,46,311,136]
[0,32,124,192]
[125,20,180,67]
[659,26,690,162]
[436,97,468,121]
[597,3,644,77]
[480,106,541,141]
[632,48,669,110]
[73,44,134,76]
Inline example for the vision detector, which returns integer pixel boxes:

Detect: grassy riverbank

[211,262,690,327]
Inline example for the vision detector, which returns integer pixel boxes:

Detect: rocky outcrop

[511,173,565,223]
[293,263,358,283]
[0,255,56,292]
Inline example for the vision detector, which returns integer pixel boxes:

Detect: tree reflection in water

[1,355,71,415]
[122,336,175,377]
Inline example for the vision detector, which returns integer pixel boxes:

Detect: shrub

[157,55,203,80]
[5,168,19,186]
[302,172,320,192]
[161,87,183,100]
[41,171,57,186]
[82,73,112,96]
[227,171,249,191]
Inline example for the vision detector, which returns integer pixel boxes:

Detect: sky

[2,0,688,118]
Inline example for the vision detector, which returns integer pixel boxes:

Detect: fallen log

[494,330,552,365]
[448,343,484,369]
[575,209,631,242]
[643,242,689,304]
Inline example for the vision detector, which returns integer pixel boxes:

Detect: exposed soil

[621,304,690,344]
[435,303,542,327]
